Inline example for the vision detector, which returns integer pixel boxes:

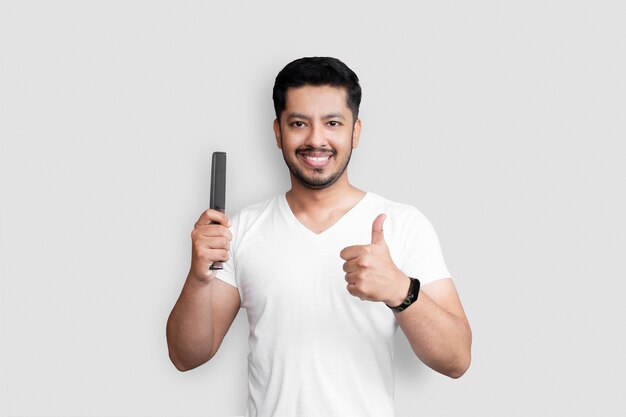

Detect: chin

[295,171,345,189]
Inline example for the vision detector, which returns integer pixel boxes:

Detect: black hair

[272,57,362,122]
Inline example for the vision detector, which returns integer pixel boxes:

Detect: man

[166,57,472,417]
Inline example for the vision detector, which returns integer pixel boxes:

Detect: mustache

[296,147,336,155]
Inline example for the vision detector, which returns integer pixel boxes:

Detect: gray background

[1,1,624,416]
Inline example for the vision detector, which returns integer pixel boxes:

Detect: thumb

[371,214,387,245]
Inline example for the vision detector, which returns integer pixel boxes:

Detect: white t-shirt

[216,192,451,417]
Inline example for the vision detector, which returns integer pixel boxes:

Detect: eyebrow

[286,112,346,120]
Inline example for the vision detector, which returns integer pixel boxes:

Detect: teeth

[304,155,330,162]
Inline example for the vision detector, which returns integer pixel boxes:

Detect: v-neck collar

[278,192,370,238]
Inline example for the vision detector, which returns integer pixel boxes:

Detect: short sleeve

[399,208,451,286]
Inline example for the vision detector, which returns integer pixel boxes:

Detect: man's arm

[166,274,240,371]
[166,209,240,371]
[392,277,471,378]
[340,214,472,378]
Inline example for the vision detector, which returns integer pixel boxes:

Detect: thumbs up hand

[339,214,411,306]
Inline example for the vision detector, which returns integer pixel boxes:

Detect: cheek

[282,132,307,148]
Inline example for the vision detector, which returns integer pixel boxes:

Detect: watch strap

[387,277,420,312]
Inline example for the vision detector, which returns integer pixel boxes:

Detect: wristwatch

[387,277,421,312]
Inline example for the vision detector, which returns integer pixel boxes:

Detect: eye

[327,120,342,127]
[291,121,307,128]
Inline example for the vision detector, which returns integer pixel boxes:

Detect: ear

[273,119,282,149]
[351,118,362,149]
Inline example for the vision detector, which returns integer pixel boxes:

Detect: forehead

[283,85,351,116]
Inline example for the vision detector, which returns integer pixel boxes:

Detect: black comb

[209,151,226,270]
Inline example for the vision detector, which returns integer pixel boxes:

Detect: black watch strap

[387,277,421,312]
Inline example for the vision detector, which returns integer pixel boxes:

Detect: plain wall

[1,1,625,416]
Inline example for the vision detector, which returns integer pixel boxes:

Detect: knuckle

[192,239,203,252]
[220,237,231,251]
[215,236,227,248]
[192,251,204,263]
[210,224,224,236]
[358,286,369,298]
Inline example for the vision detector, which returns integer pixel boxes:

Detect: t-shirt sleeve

[399,208,452,286]
[214,213,239,288]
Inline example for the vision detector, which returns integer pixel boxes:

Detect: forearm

[166,273,215,371]
[394,289,472,378]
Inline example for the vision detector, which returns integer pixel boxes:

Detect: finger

[193,224,233,240]
[346,282,368,301]
[210,249,229,262]
[342,259,359,273]
[197,236,231,252]
[340,245,368,261]
[196,209,231,227]
[193,248,229,264]
[344,271,358,283]
[192,237,231,259]
[371,213,387,245]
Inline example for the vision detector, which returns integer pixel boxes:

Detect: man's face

[273,85,361,189]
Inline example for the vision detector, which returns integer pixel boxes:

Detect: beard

[282,145,353,189]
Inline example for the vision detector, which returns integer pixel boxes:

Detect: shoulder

[228,194,282,236]
[364,192,430,224]
[362,192,440,243]
[235,195,279,219]
[366,193,451,282]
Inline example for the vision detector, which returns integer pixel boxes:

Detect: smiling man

[276,84,358,191]
[167,57,472,417]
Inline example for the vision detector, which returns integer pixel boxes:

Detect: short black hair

[272,57,362,122]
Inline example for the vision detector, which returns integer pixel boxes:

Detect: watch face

[388,278,420,312]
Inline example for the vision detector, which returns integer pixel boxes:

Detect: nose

[304,122,327,148]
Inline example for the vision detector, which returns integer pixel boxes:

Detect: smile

[303,155,331,162]
[298,152,334,168]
